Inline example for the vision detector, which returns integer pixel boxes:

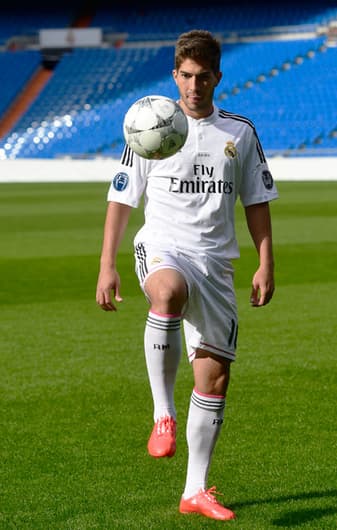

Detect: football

[123,95,188,159]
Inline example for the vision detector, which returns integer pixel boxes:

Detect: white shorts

[134,243,238,362]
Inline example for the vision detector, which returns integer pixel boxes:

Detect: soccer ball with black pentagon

[123,95,188,159]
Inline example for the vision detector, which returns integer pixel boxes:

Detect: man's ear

[215,71,222,86]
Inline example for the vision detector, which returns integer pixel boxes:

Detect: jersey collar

[186,104,218,125]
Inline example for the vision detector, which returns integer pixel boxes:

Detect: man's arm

[96,201,132,311]
[245,202,275,307]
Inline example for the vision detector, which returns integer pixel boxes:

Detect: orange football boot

[179,487,236,521]
[147,416,176,458]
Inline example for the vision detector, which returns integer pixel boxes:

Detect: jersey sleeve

[239,125,278,207]
[107,144,147,207]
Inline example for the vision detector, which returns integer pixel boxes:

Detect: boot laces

[204,486,224,504]
[156,416,175,435]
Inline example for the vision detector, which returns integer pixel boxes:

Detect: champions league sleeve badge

[113,172,129,191]
[262,170,274,190]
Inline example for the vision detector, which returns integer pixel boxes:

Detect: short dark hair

[174,30,221,74]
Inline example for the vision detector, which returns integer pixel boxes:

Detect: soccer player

[96,29,278,521]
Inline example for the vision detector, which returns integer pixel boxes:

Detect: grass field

[1,180,336,529]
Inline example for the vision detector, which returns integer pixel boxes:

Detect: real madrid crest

[224,141,237,159]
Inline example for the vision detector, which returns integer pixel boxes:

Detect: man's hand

[250,266,275,307]
[96,267,123,311]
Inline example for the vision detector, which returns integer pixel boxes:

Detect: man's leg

[144,269,187,457]
[180,350,236,520]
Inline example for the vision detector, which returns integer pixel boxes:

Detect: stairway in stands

[0,67,52,138]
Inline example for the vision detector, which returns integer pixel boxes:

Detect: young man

[96,30,278,521]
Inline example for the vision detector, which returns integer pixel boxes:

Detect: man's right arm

[96,201,132,311]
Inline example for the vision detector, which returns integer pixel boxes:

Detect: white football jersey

[108,105,278,260]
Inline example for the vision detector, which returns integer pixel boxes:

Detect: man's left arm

[245,201,275,307]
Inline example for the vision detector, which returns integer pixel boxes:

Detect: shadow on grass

[272,506,337,527]
[233,489,337,527]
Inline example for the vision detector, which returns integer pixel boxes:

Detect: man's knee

[145,268,188,313]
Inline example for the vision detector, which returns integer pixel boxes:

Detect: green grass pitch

[1,180,336,529]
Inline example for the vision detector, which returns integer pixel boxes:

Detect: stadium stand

[94,5,337,42]
[0,3,336,159]
[0,50,41,119]
[0,8,76,47]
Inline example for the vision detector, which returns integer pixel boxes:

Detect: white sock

[144,311,182,422]
[183,388,226,498]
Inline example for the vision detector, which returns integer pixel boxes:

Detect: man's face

[173,58,222,119]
